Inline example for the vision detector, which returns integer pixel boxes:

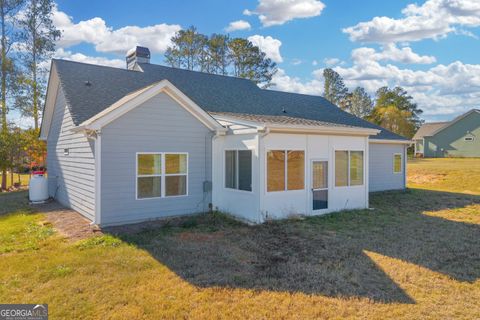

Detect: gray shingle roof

[51,59,407,140]
[412,122,448,140]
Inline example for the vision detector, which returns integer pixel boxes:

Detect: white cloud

[53,48,125,68]
[271,68,323,95]
[245,0,326,27]
[267,47,480,120]
[327,56,480,117]
[323,57,341,66]
[351,44,436,65]
[225,20,251,32]
[53,6,181,54]
[343,0,480,43]
[247,35,283,63]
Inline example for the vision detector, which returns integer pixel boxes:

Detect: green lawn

[0,159,479,319]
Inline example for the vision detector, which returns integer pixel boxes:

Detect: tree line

[0,0,59,190]
[164,27,423,138]
[165,26,278,87]
[0,16,423,191]
[322,68,423,138]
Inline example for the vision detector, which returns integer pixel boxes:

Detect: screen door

[312,161,328,210]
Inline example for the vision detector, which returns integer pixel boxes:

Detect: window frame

[393,153,402,174]
[464,136,474,142]
[135,152,189,200]
[334,150,365,188]
[266,149,305,193]
[224,149,253,193]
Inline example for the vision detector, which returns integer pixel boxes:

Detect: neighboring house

[413,109,480,158]
[40,47,410,226]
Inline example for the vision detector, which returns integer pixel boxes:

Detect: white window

[393,153,402,173]
[136,153,188,199]
[335,150,364,187]
[225,150,252,191]
[267,150,305,192]
[464,136,474,141]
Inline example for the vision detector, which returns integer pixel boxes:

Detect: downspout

[211,129,226,213]
[93,130,102,225]
[257,127,269,223]
[365,136,370,208]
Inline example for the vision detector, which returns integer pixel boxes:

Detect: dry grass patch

[0,159,479,319]
[408,158,480,194]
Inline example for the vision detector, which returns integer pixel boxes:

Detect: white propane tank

[29,173,49,203]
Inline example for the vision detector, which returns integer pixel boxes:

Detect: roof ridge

[423,121,449,125]
[139,63,259,84]
[53,58,135,73]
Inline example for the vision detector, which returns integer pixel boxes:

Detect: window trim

[266,149,306,193]
[224,149,253,193]
[135,152,189,200]
[464,136,474,142]
[393,153,402,174]
[334,150,365,188]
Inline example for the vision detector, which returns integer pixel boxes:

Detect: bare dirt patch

[36,201,102,241]
[408,173,447,185]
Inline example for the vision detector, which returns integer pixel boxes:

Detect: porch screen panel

[335,151,348,187]
[267,150,285,192]
[287,151,304,190]
[349,151,364,186]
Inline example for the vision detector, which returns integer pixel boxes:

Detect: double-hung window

[136,153,188,199]
[393,153,402,173]
[225,150,252,191]
[267,150,305,192]
[335,150,364,187]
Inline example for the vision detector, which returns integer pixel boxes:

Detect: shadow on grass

[106,189,480,304]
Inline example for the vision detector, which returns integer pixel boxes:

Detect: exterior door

[312,160,328,211]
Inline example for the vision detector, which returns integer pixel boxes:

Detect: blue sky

[14,0,480,126]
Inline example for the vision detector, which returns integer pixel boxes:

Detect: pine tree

[323,68,348,108]
[0,0,23,190]
[17,0,60,130]
[164,26,207,71]
[347,87,373,119]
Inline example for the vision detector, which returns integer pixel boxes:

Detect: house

[39,47,410,226]
[413,109,480,158]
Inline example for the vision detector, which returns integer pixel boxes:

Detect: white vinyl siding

[100,92,212,226]
[46,86,95,220]
[369,143,406,192]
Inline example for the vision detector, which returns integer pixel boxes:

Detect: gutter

[369,138,412,145]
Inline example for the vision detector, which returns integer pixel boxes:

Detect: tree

[367,105,416,138]
[165,26,207,71]
[346,87,373,118]
[323,68,348,108]
[367,86,423,138]
[0,0,23,190]
[374,86,423,128]
[206,34,229,75]
[165,29,277,86]
[7,126,28,187]
[17,0,60,130]
[228,38,276,86]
